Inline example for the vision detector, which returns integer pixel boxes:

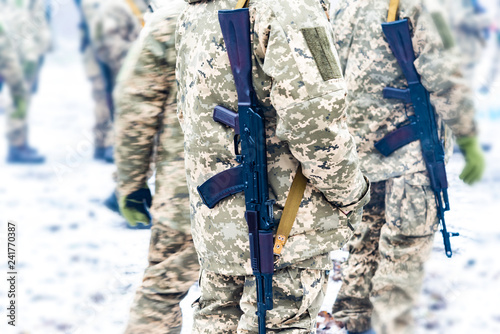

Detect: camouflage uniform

[483,3,500,94]
[0,16,30,146]
[330,1,477,333]
[91,0,147,82]
[176,0,370,332]
[0,0,50,147]
[114,2,199,333]
[77,0,143,149]
[438,0,491,82]
[3,0,51,85]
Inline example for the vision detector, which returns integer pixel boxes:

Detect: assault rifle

[375,19,459,258]
[197,8,275,333]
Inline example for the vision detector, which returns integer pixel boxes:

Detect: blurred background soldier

[176,0,370,332]
[0,16,30,161]
[75,0,145,163]
[0,0,51,163]
[114,1,199,333]
[481,2,500,95]
[329,1,486,333]
[24,0,52,93]
[438,0,491,83]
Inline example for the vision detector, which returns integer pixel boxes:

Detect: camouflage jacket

[114,0,191,233]
[0,19,28,101]
[330,0,477,182]
[0,0,51,64]
[176,0,370,275]
[438,0,491,72]
[91,0,146,80]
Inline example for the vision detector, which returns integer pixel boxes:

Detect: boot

[7,145,45,164]
[103,146,114,163]
[103,191,120,214]
[94,146,114,163]
[94,147,106,160]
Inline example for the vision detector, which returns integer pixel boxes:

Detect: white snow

[0,2,499,333]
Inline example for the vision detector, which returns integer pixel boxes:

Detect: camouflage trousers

[5,57,45,147]
[124,223,200,334]
[332,172,439,334]
[7,112,27,147]
[193,264,330,333]
[83,48,114,148]
[90,73,114,148]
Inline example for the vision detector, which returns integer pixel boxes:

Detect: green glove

[457,136,486,185]
[11,96,28,119]
[119,185,153,229]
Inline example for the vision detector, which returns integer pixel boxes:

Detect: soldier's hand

[119,185,153,229]
[11,97,28,119]
[457,136,485,185]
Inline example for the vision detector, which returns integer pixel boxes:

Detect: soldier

[176,0,371,332]
[3,0,51,91]
[439,0,491,83]
[76,0,114,161]
[481,3,500,95]
[76,0,145,162]
[113,1,200,333]
[1,1,50,163]
[329,1,486,333]
[91,0,148,84]
[0,17,29,155]
[24,0,52,93]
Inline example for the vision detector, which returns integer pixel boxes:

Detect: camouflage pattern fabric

[124,226,198,334]
[482,2,500,93]
[437,0,491,82]
[193,264,329,333]
[1,0,51,66]
[78,0,114,148]
[329,1,478,333]
[78,0,144,148]
[114,3,199,333]
[0,15,30,147]
[330,0,477,183]
[0,0,50,147]
[176,0,370,277]
[82,46,114,148]
[0,19,28,104]
[91,0,144,81]
[332,173,438,334]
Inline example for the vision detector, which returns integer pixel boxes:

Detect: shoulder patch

[301,27,342,81]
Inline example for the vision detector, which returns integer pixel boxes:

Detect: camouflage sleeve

[0,26,28,101]
[329,0,357,73]
[253,3,368,207]
[413,5,477,139]
[92,1,141,79]
[114,9,176,197]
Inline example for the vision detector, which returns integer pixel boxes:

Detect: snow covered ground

[0,2,499,333]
